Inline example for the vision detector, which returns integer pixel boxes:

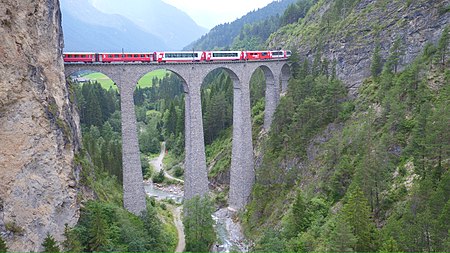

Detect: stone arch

[253,65,278,131]
[64,67,121,92]
[280,63,291,94]
[133,67,190,94]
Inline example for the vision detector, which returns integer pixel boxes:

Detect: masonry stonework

[64,60,290,211]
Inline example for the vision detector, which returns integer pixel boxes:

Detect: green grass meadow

[82,69,168,90]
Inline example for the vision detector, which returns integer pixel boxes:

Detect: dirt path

[151,142,184,183]
[149,143,185,252]
[172,206,185,252]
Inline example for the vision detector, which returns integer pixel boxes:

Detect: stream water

[212,208,251,252]
[143,182,183,203]
[143,182,250,252]
[144,144,250,252]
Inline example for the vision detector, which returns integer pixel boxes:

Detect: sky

[162,0,276,29]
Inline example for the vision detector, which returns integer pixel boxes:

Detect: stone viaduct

[64,60,290,215]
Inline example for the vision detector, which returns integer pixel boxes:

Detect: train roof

[64,52,96,54]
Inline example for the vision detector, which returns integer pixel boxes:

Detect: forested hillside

[268,0,449,91]
[245,35,449,251]
[238,0,450,251]
[184,0,306,50]
[54,0,449,252]
[60,73,187,251]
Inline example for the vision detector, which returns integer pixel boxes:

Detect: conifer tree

[283,190,310,239]
[436,25,449,68]
[342,184,378,252]
[42,233,60,252]
[328,216,357,252]
[62,224,82,252]
[183,196,215,252]
[385,36,404,73]
[371,40,383,78]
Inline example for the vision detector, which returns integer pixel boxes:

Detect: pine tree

[0,236,7,253]
[380,236,400,252]
[436,25,449,68]
[342,184,378,252]
[385,36,404,73]
[62,224,82,252]
[183,196,215,252]
[42,233,60,252]
[328,216,357,252]
[87,206,108,251]
[371,40,383,78]
[284,190,310,238]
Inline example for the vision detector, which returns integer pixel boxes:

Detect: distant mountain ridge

[184,0,297,50]
[91,0,208,50]
[60,0,207,51]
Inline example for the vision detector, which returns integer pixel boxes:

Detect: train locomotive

[63,50,292,63]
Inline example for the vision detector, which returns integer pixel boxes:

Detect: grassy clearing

[83,72,117,90]
[138,69,168,88]
[82,69,168,90]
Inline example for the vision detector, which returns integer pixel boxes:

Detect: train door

[201,52,206,61]
[158,52,164,62]
[95,53,99,62]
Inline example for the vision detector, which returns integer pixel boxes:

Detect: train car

[63,52,96,63]
[100,53,154,63]
[246,51,272,61]
[155,51,204,63]
[63,50,292,63]
[205,51,245,61]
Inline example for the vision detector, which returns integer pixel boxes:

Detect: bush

[153,169,165,184]
[0,236,8,253]
[173,166,184,178]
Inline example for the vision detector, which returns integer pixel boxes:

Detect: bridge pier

[263,69,278,131]
[64,60,290,212]
[183,76,209,200]
[120,80,147,215]
[229,72,254,210]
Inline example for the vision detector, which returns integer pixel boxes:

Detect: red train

[63,50,292,63]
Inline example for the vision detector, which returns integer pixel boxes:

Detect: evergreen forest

[51,0,449,252]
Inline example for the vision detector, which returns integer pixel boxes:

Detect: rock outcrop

[269,0,449,94]
[0,0,81,251]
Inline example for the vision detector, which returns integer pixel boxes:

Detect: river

[144,144,250,252]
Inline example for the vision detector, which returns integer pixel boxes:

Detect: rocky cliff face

[0,0,81,251]
[269,0,449,94]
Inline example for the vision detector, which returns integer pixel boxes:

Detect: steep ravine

[0,0,82,251]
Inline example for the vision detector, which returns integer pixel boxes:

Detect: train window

[108,54,112,58]
[213,52,238,57]
[141,54,145,57]
[262,52,267,56]
[134,54,139,57]
[115,55,119,58]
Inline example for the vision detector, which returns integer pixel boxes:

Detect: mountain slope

[61,0,167,51]
[91,0,208,50]
[185,0,297,50]
[241,0,449,251]
[268,0,449,92]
